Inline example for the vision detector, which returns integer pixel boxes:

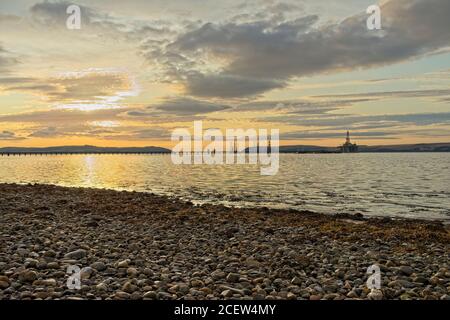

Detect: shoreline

[3,182,450,224]
[0,183,449,300]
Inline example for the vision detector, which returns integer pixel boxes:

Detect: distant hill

[0,145,171,154]
[250,142,450,153]
[358,143,450,153]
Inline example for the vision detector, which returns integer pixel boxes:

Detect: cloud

[263,112,450,128]
[184,73,284,98]
[315,89,450,100]
[282,130,398,140]
[0,131,25,141]
[103,127,171,141]
[0,108,127,124]
[1,69,139,111]
[29,126,60,138]
[234,98,374,113]
[152,97,231,115]
[149,0,450,98]
[0,44,18,73]
[125,97,231,118]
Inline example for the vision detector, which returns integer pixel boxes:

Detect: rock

[90,262,107,271]
[114,291,131,300]
[0,281,9,289]
[64,249,87,260]
[287,292,297,300]
[143,268,153,276]
[47,262,59,269]
[43,250,57,258]
[226,273,240,283]
[388,280,414,288]
[24,258,39,268]
[117,260,129,268]
[96,283,108,291]
[190,279,204,287]
[168,285,179,294]
[211,270,226,280]
[221,290,233,298]
[309,295,322,301]
[245,258,260,267]
[18,270,38,283]
[81,267,94,279]
[33,279,57,286]
[399,266,414,276]
[368,289,383,300]
[400,293,412,300]
[122,281,138,294]
[220,285,245,296]
[291,276,302,285]
[347,290,359,298]
[143,291,157,299]
[440,294,450,300]
[179,284,189,294]
[0,275,9,282]
[127,267,138,277]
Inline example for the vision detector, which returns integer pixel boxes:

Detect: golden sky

[1,0,450,148]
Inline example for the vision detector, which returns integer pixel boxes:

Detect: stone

[143,291,157,299]
[291,276,302,285]
[81,267,94,279]
[221,290,233,298]
[96,283,108,291]
[18,270,38,283]
[91,262,107,271]
[117,260,129,268]
[122,281,137,294]
[190,279,204,287]
[211,270,226,280]
[114,291,131,300]
[347,290,359,298]
[127,267,138,277]
[0,281,9,289]
[226,273,240,283]
[367,289,383,300]
[64,249,87,260]
[287,292,297,300]
[33,279,57,286]
[399,266,414,276]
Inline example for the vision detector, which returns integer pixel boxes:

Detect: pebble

[18,270,38,283]
[0,184,448,301]
[64,249,87,260]
[226,273,240,283]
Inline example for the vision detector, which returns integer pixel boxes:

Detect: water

[0,153,449,221]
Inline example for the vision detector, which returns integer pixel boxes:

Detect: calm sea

[1,153,449,221]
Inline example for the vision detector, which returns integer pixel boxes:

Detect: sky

[0,0,450,148]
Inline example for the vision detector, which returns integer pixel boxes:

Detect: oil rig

[339,131,358,153]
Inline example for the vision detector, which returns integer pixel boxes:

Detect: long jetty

[0,151,171,156]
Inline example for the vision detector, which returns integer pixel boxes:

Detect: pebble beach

[0,183,449,300]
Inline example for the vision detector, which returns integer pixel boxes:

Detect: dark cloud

[282,131,398,140]
[0,131,25,141]
[0,108,127,124]
[29,127,59,138]
[315,89,450,100]
[151,0,450,98]
[234,98,374,113]
[152,97,230,115]
[0,44,18,73]
[263,112,450,128]
[184,73,284,98]
[103,127,171,141]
